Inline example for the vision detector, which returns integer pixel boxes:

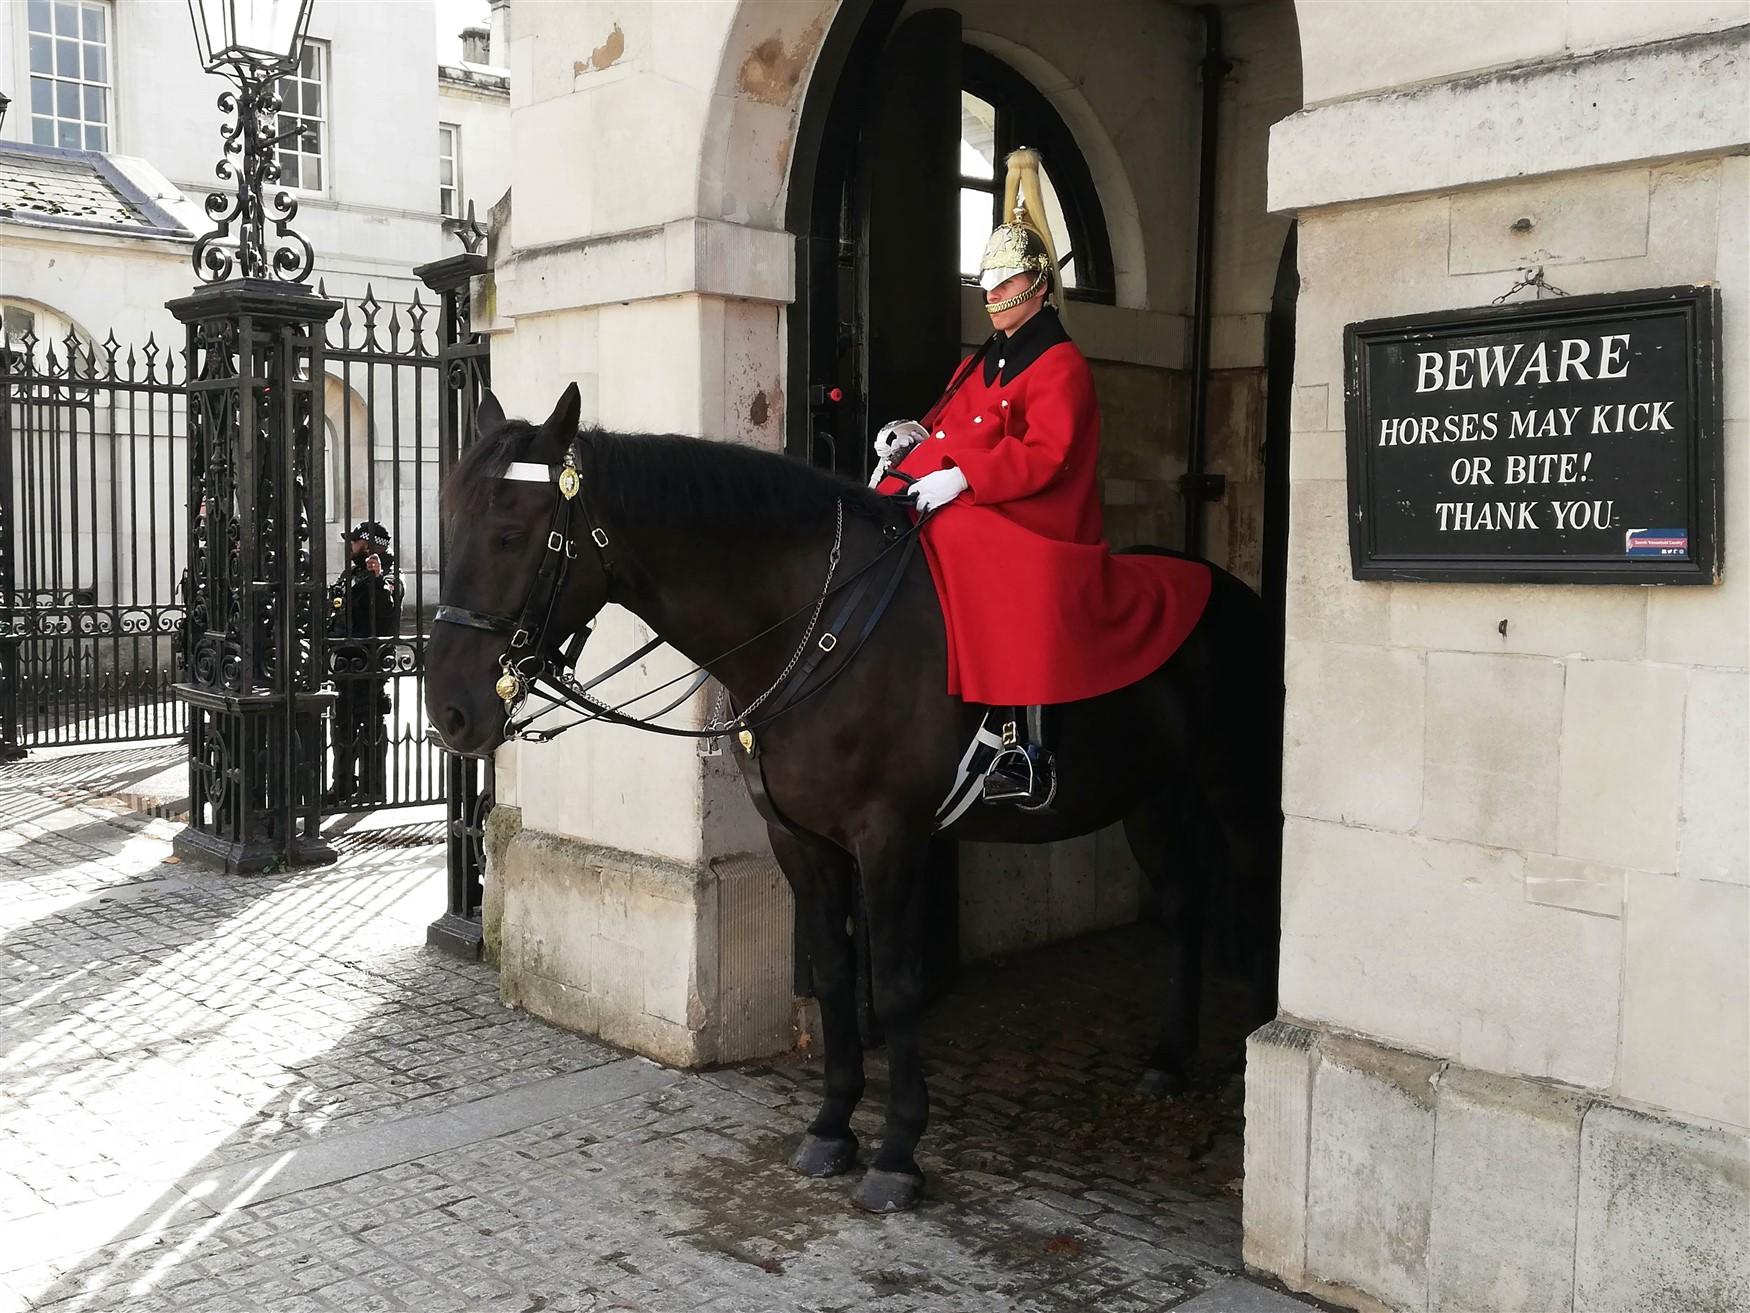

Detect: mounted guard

[875,148,1213,809]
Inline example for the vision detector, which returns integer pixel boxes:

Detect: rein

[434,437,926,748]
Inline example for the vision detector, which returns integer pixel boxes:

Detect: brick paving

[1,743,1316,1313]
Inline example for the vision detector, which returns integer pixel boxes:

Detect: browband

[503,462,552,482]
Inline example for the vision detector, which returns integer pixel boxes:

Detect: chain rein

[438,446,862,744]
[514,499,844,743]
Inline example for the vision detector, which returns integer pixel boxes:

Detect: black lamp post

[0,91,11,134]
[185,0,317,283]
[169,0,339,873]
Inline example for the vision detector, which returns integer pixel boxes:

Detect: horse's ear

[476,390,506,438]
[541,382,582,444]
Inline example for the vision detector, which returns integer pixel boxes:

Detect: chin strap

[984,269,1049,315]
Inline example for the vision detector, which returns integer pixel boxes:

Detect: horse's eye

[498,531,524,547]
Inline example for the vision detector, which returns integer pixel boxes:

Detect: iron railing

[1,330,189,755]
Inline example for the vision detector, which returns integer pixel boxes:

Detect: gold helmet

[978,147,1063,316]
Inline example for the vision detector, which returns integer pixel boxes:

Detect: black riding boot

[982,705,1058,811]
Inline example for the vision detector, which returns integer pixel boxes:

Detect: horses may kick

[427,385,1281,1213]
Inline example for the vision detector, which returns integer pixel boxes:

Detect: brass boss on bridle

[432,441,611,722]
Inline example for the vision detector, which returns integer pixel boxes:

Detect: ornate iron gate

[1,330,188,757]
[4,245,491,948]
[316,282,450,813]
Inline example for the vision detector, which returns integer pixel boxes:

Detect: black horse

[427,385,1281,1213]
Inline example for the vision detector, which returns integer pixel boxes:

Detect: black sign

[1344,286,1722,583]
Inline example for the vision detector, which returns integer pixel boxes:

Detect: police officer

[327,520,405,805]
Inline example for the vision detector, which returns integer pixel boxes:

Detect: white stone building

[0,0,478,337]
[470,2,1749,1310]
[2,0,512,624]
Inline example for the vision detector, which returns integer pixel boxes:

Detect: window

[957,48,1114,303]
[275,40,327,192]
[438,123,461,217]
[26,0,111,152]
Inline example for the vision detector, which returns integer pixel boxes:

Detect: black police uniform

[328,522,405,803]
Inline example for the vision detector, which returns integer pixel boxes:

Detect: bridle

[433,435,925,748]
[433,439,612,722]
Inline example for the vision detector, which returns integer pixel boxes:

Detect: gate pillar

[416,238,493,958]
[168,280,341,874]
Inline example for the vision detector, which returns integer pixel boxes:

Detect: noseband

[433,442,611,710]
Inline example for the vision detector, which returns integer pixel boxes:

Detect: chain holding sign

[1343,285,1722,584]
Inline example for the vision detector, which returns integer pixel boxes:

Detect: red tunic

[878,322,1211,706]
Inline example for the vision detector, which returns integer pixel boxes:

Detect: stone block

[1211,313,1266,370]
[1575,1104,1750,1313]
[1280,818,1621,1087]
[1281,639,1423,830]
[1389,583,1647,662]
[1647,422,1749,669]
[1295,1,1568,105]
[1243,1019,1318,1286]
[1565,0,1750,55]
[1305,1035,1439,1313]
[587,73,713,236]
[1137,310,1190,370]
[481,803,524,968]
[1523,853,1624,918]
[1557,660,1686,873]
[1643,160,1725,284]
[1273,28,1750,214]
[1681,669,1749,885]
[1284,480,1392,646]
[597,299,708,433]
[1429,1066,1587,1313]
[1620,871,1750,1128]
[1421,651,1563,852]
[510,94,595,249]
[1291,385,1328,434]
[1449,167,1649,275]
[1287,430,1345,482]
[492,828,769,1069]
[1720,156,1748,424]
[1292,196,1454,398]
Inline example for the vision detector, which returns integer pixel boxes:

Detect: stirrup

[982,744,1057,812]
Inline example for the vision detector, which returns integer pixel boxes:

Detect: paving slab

[1,742,1283,1313]
[1174,1276,1326,1310]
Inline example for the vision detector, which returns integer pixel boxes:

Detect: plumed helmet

[977,148,1064,316]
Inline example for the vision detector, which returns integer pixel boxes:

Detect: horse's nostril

[443,704,468,739]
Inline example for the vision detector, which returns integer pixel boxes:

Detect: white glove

[874,419,929,462]
[910,466,969,513]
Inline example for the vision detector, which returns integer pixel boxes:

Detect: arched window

[958,47,1115,305]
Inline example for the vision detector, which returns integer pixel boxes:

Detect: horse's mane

[442,423,885,538]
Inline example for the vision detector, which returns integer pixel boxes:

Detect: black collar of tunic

[982,304,1071,387]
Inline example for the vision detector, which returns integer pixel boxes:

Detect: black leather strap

[434,604,516,634]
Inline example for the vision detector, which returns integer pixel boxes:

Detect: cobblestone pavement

[2,743,1317,1313]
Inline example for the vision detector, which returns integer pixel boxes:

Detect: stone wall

[1251,15,1749,1310]
[484,0,1302,1033]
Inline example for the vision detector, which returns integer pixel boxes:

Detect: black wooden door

[858,9,963,462]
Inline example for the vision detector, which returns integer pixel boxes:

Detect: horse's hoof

[853,1168,925,1213]
[789,1133,859,1178]
[1139,1067,1189,1098]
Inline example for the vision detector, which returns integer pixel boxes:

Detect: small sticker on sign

[1623,528,1689,557]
